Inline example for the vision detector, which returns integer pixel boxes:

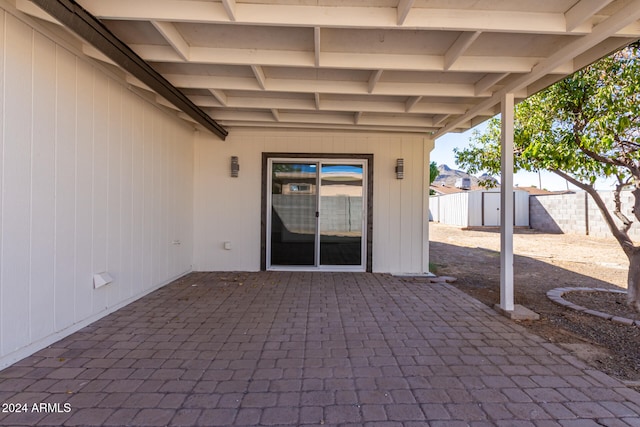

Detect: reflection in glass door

[319,164,363,266]
[267,159,366,270]
[270,163,317,266]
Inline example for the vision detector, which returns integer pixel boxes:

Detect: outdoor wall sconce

[395,158,404,179]
[231,156,239,177]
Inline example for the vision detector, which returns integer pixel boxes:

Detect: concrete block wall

[530,191,640,240]
[530,193,586,234]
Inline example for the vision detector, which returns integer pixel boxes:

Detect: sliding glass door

[319,163,363,266]
[270,162,317,266]
[268,159,366,270]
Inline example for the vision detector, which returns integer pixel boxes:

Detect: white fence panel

[429,196,440,222]
[431,190,529,228]
[431,192,470,227]
[515,190,530,226]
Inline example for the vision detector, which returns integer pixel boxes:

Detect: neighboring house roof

[431,184,574,196]
[515,186,565,196]
[430,184,485,195]
[21,0,640,139]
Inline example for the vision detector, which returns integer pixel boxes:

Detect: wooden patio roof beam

[31,0,228,140]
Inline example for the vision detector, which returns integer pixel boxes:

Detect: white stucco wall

[0,8,195,369]
[193,129,433,274]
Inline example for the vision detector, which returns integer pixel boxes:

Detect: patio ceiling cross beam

[435,0,640,139]
[79,0,610,36]
[396,0,414,25]
[222,0,236,21]
[209,89,227,107]
[30,0,228,140]
[314,27,321,67]
[368,70,383,94]
[444,31,481,71]
[252,65,267,90]
[129,44,557,75]
[405,96,421,112]
[151,21,190,61]
[565,0,614,32]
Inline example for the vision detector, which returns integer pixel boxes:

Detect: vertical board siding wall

[0,9,195,368]
[193,129,433,273]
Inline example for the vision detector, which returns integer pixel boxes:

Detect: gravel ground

[429,223,640,385]
[563,290,639,321]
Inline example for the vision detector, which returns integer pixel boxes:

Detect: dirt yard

[429,223,640,385]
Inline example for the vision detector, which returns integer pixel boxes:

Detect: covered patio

[1,272,639,426]
[2,1,640,424]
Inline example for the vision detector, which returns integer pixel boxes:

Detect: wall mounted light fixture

[231,156,239,177]
[395,158,404,179]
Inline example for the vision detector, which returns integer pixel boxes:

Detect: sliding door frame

[261,153,373,272]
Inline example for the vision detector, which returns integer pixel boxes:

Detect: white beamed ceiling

[27,0,640,136]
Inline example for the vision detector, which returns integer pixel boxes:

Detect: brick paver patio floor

[1,271,639,426]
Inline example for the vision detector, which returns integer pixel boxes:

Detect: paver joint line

[0,272,639,426]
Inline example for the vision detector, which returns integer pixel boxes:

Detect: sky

[431,124,617,192]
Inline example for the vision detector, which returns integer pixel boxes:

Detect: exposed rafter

[209,89,227,106]
[210,109,437,129]
[82,43,116,65]
[81,1,601,35]
[565,0,613,32]
[368,70,383,94]
[213,121,440,134]
[396,0,414,25]
[156,95,180,111]
[129,43,578,75]
[151,21,189,61]
[432,114,449,126]
[191,95,314,110]
[251,65,267,90]
[16,0,60,24]
[314,27,321,67]
[444,31,481,71]
[221,0,236,21]
[169,74,484,99]
[474,73,510,96]
[405,96,421,112]
[126,75,152,92]
[28,0,639,136]
[30,0,228,140]
[436,0,640,137]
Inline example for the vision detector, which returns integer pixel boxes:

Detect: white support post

[500,93,515,312]
[423,138,431,274]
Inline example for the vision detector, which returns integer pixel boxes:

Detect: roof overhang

[20,0,640,139]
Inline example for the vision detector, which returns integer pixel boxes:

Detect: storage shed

[430,190,530,228]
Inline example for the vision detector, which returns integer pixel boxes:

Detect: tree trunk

[628,249,640,311]
[551,171,640,311]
